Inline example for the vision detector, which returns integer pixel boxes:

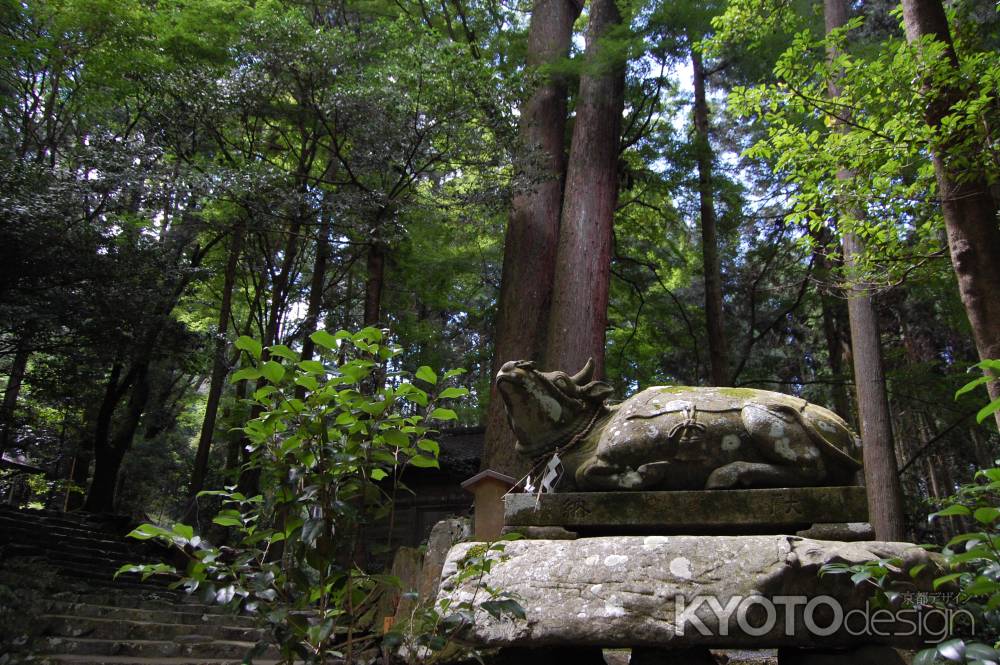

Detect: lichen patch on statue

[496,359,862,491]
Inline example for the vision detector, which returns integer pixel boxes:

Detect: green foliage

[119,329,519,662]
[383,533,525,661]
[711,0,1000,286]
[822,466,1000,661]
[957,361,1000,428]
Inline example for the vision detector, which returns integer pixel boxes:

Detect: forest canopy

[1,0,998,541]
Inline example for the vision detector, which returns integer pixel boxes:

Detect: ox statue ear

[570,358,595,384]
[579,380,614,403]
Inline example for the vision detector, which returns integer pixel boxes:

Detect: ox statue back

[496,359,862,491]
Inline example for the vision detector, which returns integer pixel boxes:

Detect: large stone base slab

[504,487,869,535]
[438,535,942,649]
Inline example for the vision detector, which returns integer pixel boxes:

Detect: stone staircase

[0,506,284,664]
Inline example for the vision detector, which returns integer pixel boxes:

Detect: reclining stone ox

[496,359,862,490]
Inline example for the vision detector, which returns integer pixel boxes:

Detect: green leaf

[253,385,277,401]
[443,368,467,379]
[409,454,439,469]
[295,375,319,391]
[415,366,437,385]
[932,572,964,590]
[235,336,262,360]
[430,407,457,421]
[298,360,325,374]
[172,523,194,540]
[213,514,243,527]
[261,361,285,384]
[310,330,341,350]
[956,375,992,399]
[371,469,388,481]
[974,507,1000,525]
[976,398,1000,424]
[230,367,262,383]
[268,344,299,361]
[126,523,171,541]
[417,439,440,456]
[438,387,469,399]
[381,429,409,447]
[932,504,971,518]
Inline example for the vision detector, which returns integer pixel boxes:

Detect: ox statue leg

[576,457,667,490]
[705,404,827,489]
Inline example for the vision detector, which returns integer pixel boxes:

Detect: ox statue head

[495,358,614,458]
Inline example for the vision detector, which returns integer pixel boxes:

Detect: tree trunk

[691,47,729,387]
[842,234,907,540]
[826,0,906,541]
[185,226,244,516]
[84,365,150,513]
[0,342,30,453]
[544,0,626,379]
[363,240,386,328]
[239,217,302,497]
[480,0,582,476]
[901,0,1000,429]
[810,226,853,423]
[301,213,332,363]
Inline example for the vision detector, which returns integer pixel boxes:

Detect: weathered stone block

[437,535,940,649]
[504,487,868,535]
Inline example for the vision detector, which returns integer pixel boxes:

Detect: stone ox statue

[496,359,862,490]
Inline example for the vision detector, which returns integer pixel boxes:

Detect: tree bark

[810,226,853,424]
[544,0,626,379]
[901,0,1000,429]
[301,211,333,364]
[826,0,906,540]
[363,240,385,327]
[84,365,150,513]
[0,342,30,454]
[691,47,729,387]
[480,0,582,475]
[185,226,244,516]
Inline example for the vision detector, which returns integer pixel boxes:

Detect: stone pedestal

[504,487,870,537]
[437,535,941,650]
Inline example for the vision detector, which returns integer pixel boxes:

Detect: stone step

[40,656,289,665]
[52,566,178,592]
[40,637,280,660]
[4,541,164,569]
[0,507,130,531]
[0,519,137,552]
[40,615,266,643]
[46,601,258,627]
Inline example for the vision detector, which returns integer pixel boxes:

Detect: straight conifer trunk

[480,0,581,475]
[544,0,626,378]
[825,0,906,540]
[0,342,29,453]
[691,47,729,387]
[186,225,243,515]
[901,0,1000,429]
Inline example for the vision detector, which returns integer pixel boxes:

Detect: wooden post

[461,470,517,541]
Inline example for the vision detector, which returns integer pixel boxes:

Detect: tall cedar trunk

[0,342,29,453]
[363,240,385,327]
[901,0,1000,429]
[301,210,333,364]
[239,218,302,497]
[691,47,729,387]
[826,0,906,540]
[480,0,581,475]
[544,0,626,378]
[185,226,244,516]
[810,226,853,423]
